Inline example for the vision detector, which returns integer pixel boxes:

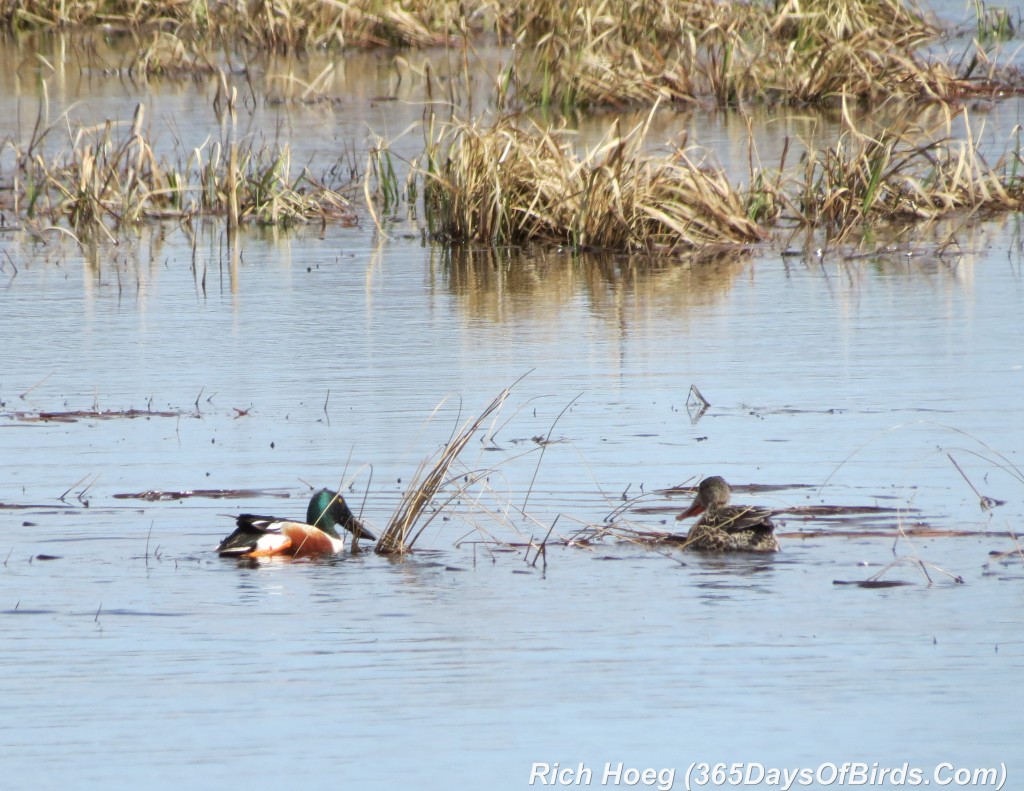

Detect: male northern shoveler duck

[216,488,376,558]
[675,476,780,552]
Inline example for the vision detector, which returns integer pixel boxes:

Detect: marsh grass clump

[754,0,960,104]
[1,104,356,235]
[501,0,980,110]
[421,111,764,253]
[788,108,1024,240]
[1,0,477,50]
[3,0,1016,103]
[132,31,217,77]
[502,0,705,109]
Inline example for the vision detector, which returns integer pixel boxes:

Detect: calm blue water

[2,221,1022,791]
[2,8,1024,788]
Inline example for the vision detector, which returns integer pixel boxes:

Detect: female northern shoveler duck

[216,488,376,558]
[675,476,780,552]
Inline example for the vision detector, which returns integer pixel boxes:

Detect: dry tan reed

[0,104,356,234]
[421,110,764,253]
[784,106,1024,240]
[375,387,513,556]
[500,0,984,109]
[1,0,477,50]
[3,0,1017,106]
[132,31,216,77]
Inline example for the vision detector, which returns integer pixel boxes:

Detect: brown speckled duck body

[676,476,780,553]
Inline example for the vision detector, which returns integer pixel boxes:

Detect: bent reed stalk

[375,386,513,556]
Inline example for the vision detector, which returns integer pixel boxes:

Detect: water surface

[2,13,1024,790]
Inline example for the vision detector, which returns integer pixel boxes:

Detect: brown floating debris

[0,502,76,510]
[114,488,292,501]
[632,502,912,518]
[8,408,187,423]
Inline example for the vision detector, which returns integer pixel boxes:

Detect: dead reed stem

[375,385,515,555]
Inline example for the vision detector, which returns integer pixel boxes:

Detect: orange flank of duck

[216,488,375,559]
[280,521,346,558]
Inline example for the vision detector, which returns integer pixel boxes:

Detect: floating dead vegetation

[784,504,915,518]
[7,407,187,423]
[419,110,764,253]
[983,537,1024,579]
[0,501,76,510]
[627,502,923,536]
[114,488,293,502]
[605,521,976,547]
[987,541,1024,564]
[781,526,1005,540]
